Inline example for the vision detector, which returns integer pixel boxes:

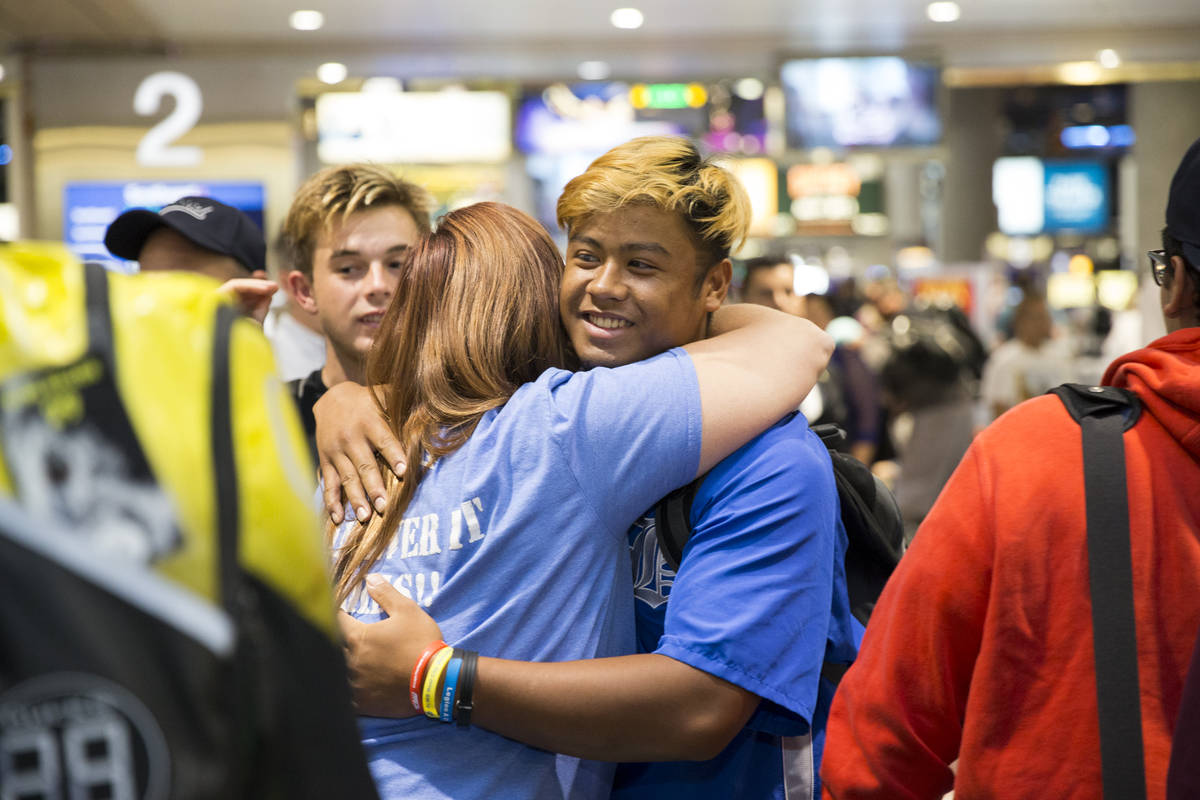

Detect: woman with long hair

[330,200,830,799]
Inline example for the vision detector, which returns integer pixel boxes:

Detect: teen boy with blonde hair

[277,165,432,458]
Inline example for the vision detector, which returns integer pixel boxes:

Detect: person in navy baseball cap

[105,196,277,322]
[105,196,266,279]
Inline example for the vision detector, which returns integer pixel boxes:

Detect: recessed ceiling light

[290,10,324,31]
[578,61,612,80]
[610,8,644,29]
[317,62,348,84]
[361,76,402,93]
[734,78,765,101]
[1098,49,1121,69]
[1058,61,1103,85]
[926,2,960,22]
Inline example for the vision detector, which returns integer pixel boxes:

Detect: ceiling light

[578,61,612,81]
[361,76,402,93]
[290,10,324,31]
[734,78,764,101]
[317,62,348,84]
[610,8,644,29]
[1098,49,1121,69]
[926,2,960,22]
[1058,61,1103,85]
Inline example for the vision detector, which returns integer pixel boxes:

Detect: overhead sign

[134,72,203,167]
[1043,161,1108,233]
[317,91,512,164]
[993,157,1110,235]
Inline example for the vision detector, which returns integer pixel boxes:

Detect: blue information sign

[64,181,265,271]
[1042,161,1109,234]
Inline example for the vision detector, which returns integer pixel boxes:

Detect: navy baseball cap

[104,196,266,274]
[1167,136,1200,268]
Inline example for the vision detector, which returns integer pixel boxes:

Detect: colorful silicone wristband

[410,640,447,713]
[455,649,478,729]
[423,646,455,719]
[438,651,464,723]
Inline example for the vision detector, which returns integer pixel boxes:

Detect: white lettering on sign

[134,72,203,167]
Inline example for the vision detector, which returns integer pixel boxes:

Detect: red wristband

[410,640,447,712]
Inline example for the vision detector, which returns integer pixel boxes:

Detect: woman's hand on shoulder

[314,382,406,523]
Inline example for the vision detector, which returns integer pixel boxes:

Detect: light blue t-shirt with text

[335,348,703,800]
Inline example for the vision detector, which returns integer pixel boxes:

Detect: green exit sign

[630,83,707,109]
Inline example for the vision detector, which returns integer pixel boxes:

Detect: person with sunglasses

[820,138,1200,799]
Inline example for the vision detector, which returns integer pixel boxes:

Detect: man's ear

[1163,255,1196,321]
[702,259,733,312]
[286,269,319,314]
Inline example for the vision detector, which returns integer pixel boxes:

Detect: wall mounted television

[780,57,942,149]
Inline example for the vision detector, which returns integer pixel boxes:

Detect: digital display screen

[64,181,265,271]
[781,58,942,149]
[515,80,768,158]
[1042,161,1109,233]
[992,158,1110,235]
[317,91,511,164]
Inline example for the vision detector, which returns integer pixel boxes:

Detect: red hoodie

[822,328,1200,799]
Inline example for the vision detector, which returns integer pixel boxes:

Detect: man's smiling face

[560,205,728,369]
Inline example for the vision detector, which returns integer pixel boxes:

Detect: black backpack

[654,421,905,630]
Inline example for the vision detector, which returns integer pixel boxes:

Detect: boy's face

[296,205,421,369]
[560,205,729,369]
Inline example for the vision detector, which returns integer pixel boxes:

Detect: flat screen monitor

[780,57,942,149]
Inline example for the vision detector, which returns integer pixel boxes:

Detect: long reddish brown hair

[331,202,574,603]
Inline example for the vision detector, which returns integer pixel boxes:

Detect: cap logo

[159,200,214,221]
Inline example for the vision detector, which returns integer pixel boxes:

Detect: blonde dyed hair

[331,202,574,603]
[556,136,751,268]
[279,164,434,277]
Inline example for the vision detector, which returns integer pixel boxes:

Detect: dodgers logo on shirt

[629,515,675,610]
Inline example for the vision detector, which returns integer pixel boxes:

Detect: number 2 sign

[134,72,203,168]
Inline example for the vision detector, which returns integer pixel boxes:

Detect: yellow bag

[0,244,378,799]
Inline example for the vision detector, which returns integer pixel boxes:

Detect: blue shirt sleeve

[544,348,702,531]
[653,416,845,731]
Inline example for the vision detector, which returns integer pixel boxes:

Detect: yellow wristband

[422,646,455,719]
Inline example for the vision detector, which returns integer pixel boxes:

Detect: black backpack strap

[211,304,240,614]
[654,476,703,571]
[1050,383,1145,800]
[83,262,113,359]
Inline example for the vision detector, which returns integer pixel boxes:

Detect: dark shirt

[288,368,327,464]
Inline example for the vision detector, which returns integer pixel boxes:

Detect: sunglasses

[1147,250,1171,287]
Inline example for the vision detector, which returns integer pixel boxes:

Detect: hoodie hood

[1103,327,1200,459]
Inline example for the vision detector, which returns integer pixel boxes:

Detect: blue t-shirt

[335,348,703,800]
[614,413,859,800]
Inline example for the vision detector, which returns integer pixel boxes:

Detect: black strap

[1051,384,1145,800]
[654,478,700,571]
[211,304,240,614]
[1082,410,1146,800]
[83,263,113,359]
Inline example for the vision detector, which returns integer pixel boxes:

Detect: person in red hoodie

[821,138,1200,800]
